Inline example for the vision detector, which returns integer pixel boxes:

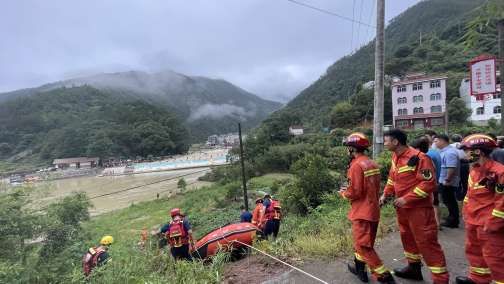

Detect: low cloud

[188,103,255,121]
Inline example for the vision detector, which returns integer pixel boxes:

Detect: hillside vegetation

[0,86,190,168]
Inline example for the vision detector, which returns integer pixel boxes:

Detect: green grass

[74,173,398,282]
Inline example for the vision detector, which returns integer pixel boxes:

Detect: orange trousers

[351,220,389,277]
[396,207,449,284]
[465,223,504,284]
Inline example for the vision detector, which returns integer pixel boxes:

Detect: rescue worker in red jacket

[339,132,395,283]
[263,194,282,240]
[455,134,504,284]
[379,129,449,284]
[82,235,113,277]
[160,208,194,261]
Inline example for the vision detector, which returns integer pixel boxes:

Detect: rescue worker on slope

[82,235,113,277]
[339,132,395,283]
[160,208,194,261]
[379,129,449,284]
[455,134,504,284]
[263,194,282,240]
[251,197,265,229]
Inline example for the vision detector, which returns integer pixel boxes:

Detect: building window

[493,93,501,99]
[413,95,423,102]
[476,107,484,115]
[413,83,423,91]
[431,105,442,113]
[430,80,441,88]
[397,85,407,93]
[413,107,424,114]
[398,108,408,116]
[397,97,407,104]
[430,93,441,101]
[431,118,444,126]
[494,106,501,114]
[396,120,409,128]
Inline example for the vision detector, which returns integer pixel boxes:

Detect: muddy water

[31,168,211,216]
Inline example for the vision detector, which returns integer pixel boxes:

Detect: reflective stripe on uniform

[398,165,416,173]
[355,253,365,261]
[364,168,380,177]
[464,196,469,203]
[429,266,447,274]
[472,184,486,190]
[404,251,422,261]
[470,266,491,275]
[413,187,428,198]
[387,178,394,186]
[373,265,389,275]
[492,209,504,219]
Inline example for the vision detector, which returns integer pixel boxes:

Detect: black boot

[393,262,423,281]
[348,258,369,282]
[377,272,396,283]
[455,276,476,284]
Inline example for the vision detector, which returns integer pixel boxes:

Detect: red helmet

[460,134,497,150]
[170,208,181,217]
[343,132,370,149]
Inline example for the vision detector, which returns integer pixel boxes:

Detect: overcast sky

[0,0,420,102]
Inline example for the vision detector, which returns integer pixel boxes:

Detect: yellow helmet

[100,235,114,246]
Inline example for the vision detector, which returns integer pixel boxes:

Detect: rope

[214,227,328,284]
[231,239,328,284]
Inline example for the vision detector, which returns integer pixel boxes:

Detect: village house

[391,72,448,129]
[289,125,304,136]
[53,157,99,170]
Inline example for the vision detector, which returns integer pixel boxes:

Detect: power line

[31,167,216,213]
[286,0,375,28]
[365,0,376,43]
[88,168,211,200]
[351,0,356,53]
[355,0,365,51]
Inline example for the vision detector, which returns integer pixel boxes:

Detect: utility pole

[498,19,504,135]
[238,123,249,211]
[373,0,385,159]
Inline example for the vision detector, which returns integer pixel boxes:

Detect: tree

[177,178,187,191]
[330,101,360,129]
[281,154,336,214]
[448,97,472,125]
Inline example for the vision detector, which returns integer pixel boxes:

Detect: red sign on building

[470,55,497,99]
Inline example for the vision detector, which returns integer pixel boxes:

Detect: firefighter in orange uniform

[455,134,504,284]
[379,129,449,284]
[339,133,395,283]
[252,198,265,229]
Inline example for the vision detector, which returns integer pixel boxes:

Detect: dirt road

[266,226,466,284]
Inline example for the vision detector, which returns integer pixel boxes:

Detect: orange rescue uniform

[341,155,389,278]
[383,147,449,283]
[251,203,264,229]
[462,159,504,283]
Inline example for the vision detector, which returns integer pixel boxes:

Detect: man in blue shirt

[434,134,460,228]
[240,205,252,222]
[424,132,442,228]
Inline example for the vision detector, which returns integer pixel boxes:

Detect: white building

[460,77,502,126]
[289,125,304,136]
[391,73,448,129]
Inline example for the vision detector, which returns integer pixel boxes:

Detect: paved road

[267,226,467,284]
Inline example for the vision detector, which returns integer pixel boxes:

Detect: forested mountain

[261,0,497,134]
[0,86,190,163]
[0,70,282,141]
